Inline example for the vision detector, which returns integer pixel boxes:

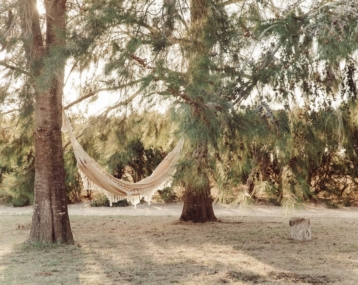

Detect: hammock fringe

[62,111,183,206]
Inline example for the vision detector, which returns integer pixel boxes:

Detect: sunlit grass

[1,210,358,284]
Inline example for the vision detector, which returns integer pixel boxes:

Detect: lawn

[0,204,358,284]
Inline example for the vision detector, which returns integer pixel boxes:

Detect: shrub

[0,189,11,204]
[90,194,110,207]
[12,194,31,207]
[112,199,130,207]
[157,187,177,203]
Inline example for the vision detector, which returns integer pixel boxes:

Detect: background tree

[242,0,358,206]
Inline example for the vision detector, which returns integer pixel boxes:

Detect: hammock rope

[62,111,183,206]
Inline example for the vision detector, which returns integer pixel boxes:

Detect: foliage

[90,194,110,207]
[107,137,166,182]
[64,146,83,203]
[157,187,177,203]
[112,199,130,207]
[66,0,358,208]
[0,115,34,206]
[90,194,130,207]
[1,0,358,210]
[62,111,172,203]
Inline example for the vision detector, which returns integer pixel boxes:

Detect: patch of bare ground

[1,204,358,284]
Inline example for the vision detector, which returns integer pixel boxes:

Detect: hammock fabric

[62,111,183,206]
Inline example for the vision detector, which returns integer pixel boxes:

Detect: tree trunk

[179,0,217,223]
[30,90,73,243]
[27,0,73,244]
[180,145,217,223]
[180,181,217,223]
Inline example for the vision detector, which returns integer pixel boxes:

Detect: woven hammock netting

[62,111,183,206]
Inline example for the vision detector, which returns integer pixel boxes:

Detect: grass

[1,209,358,284]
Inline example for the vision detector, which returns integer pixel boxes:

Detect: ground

[1,202,358,284]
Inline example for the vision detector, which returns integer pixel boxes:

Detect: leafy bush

[12,193,31,207]
[343,196,352,207]
[108,138,166,182]
[0,189,10,204]
[90,194,110,207]
[112,199,130,207]
[324,199,339,209]
[90,195,131,207]
[157,187,177,203]
[1,170,34,207]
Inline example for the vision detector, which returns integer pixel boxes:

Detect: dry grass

[1,205,358,284]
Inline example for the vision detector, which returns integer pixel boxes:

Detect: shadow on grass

[0,214,85,285]
[1,213,358,284]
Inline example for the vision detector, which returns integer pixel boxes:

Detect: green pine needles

[1,0,358,208]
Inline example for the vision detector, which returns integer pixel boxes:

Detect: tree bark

[27,0,73,244]
[180,144,217,222]
[180,179,217,223]
[31,89,73,243]
[179,0,217,223]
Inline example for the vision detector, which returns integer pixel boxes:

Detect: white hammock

[62,111,183,206]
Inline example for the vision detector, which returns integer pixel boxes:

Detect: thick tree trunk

[180,182,217,223]
[28,0,73,244]
[178,0,217,224]
[180,189,217,223]
[30,90,73,243]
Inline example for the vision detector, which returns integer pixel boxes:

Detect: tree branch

[167,87,198,108]
[101,85,146,117]
[129,54,186,80]
[64,80,142,110]
[221,0,244,6]
[234,41,283,106]
[129,54,155,70]
[0,61,30,76]
[63,132,84,151]
[1,108,20,115]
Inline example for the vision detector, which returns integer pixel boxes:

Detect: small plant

[90,194,110,207]
[157,187,177,203]
[0,189,10,205]
[12,194,31,207]
[324,199,338,209]
[112,199,130,207]
[266,197,281,206]
[343,197,351,207]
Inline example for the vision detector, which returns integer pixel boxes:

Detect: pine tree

[243,1,358,205]
[58,0,245,222]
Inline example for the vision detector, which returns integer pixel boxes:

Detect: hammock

[61,111,183,206]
